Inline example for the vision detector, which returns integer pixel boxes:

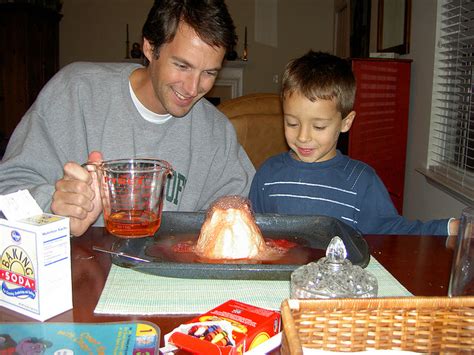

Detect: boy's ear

[341,111,356,133]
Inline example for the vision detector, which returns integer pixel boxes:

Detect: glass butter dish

[291,236,378,299]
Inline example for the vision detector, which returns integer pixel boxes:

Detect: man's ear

[142,38,154,62]
[341,111,356,133]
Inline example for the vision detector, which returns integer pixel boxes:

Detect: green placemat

[94,257,411,315]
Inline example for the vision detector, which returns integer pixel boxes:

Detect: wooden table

[0,228,454,350]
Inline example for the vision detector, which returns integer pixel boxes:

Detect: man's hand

[51,151,103,236]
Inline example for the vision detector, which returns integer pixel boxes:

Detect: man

[0,0,255,236]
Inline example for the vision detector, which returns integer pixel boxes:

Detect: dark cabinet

[0,3,62,153]
[339,58,411,214]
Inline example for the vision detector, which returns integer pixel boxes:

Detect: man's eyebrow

[171,56,193,67]
[202,64,222,72]
[171,56,221,72]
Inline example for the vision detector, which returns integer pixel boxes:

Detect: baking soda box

[164,299,281,354]
[0,191,72,321]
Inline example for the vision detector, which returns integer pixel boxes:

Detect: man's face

[143,22,225,117]
[283,91,355,163]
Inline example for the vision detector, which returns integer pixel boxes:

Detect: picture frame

[377,0,411,54]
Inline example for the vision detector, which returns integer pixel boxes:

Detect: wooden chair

[218,93,289,169]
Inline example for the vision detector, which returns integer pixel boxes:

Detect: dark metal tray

[109,211,370,280]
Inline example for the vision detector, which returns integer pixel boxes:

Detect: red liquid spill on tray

[145,233,325,265]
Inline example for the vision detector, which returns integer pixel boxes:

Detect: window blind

[427,0,474,204]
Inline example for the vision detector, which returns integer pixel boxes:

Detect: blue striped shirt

[249,151,449,235]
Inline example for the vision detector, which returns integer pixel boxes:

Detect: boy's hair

[281,51,356,118]
[142,0,237,60]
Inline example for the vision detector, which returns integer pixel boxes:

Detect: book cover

[0,321,160,354]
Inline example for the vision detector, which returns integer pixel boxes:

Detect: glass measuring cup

[449,207,474,296]
[86,158,173,238]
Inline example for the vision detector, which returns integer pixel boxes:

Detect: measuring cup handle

[81,161,102,172]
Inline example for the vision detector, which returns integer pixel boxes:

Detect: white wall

[228,0,335,94]
[403,0,467,220]
[59,0,334,94]
[60,0,153,65]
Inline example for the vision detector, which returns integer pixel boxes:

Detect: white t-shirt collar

[129,82,172,124]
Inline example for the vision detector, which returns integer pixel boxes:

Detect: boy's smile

[283,91,355,163]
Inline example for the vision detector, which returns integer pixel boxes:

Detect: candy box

[0,213,72,321]
[165,299,281,354]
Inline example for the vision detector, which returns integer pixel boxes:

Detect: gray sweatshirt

[0,62,255,225]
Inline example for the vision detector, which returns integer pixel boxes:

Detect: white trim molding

[215,60,247,98]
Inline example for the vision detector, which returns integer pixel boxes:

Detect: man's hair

[281,51,356,118]
[142,0,237,59]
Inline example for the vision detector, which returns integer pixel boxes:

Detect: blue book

[0,321,160,354]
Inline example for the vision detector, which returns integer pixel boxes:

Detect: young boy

[249,50,459,237]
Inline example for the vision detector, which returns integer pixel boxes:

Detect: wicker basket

[281,296,474,354]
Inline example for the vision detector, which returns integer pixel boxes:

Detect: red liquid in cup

[105,210,161,238]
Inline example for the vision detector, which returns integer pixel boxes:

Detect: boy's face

[142,21,225,117]
[283,91,355,163]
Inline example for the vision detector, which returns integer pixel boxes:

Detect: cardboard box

[166,300,281,354]
[0,213,72,321]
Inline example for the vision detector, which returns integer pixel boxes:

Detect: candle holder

[242,26,248,61]
[131,42,143,59]
[125,24,130,59]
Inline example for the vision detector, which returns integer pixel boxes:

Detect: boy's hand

[446,218,460,249]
